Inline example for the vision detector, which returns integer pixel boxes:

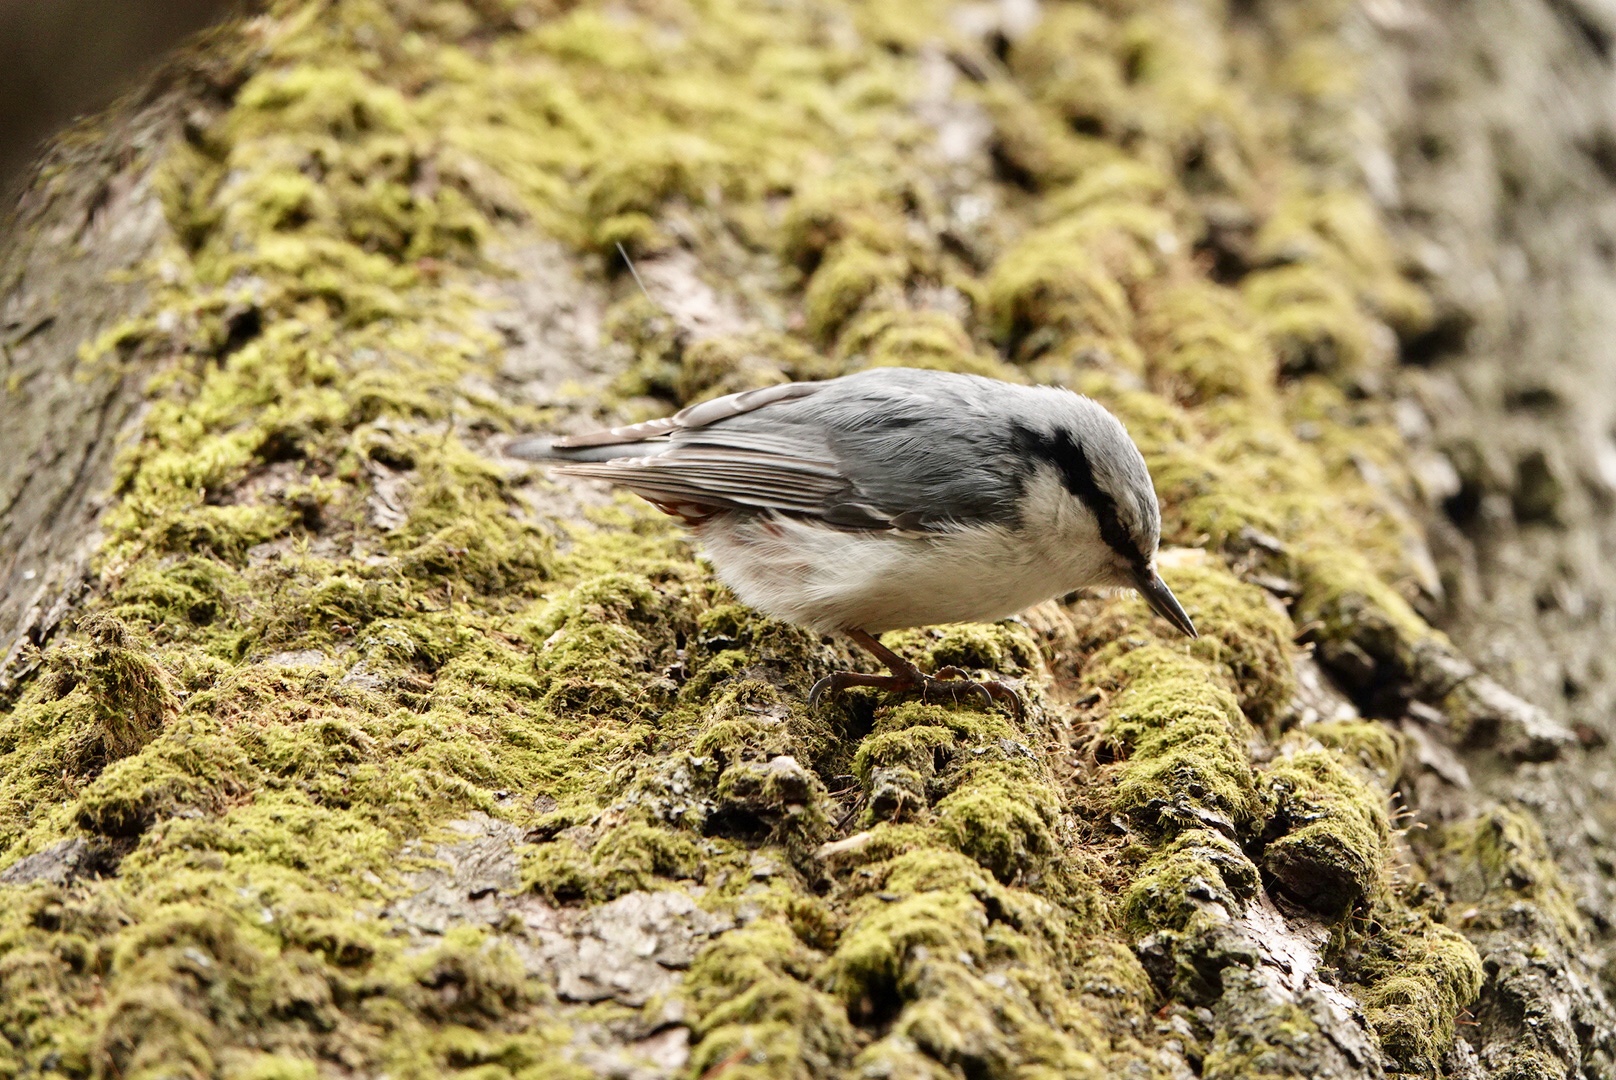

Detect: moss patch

[1440,806,1584,941]
[1259,748,1389,915]
[0,0,1535,1075]
[1087,642,1262,839]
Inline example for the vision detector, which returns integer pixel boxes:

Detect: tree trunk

[1,2,1611,1078]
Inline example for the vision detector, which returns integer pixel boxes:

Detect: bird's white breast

[695,468,1117,634]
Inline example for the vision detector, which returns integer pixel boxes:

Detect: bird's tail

[504,436,663,464]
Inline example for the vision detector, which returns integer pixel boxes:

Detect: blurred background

[0,0,239,199]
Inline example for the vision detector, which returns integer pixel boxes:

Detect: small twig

[615,241,653,303]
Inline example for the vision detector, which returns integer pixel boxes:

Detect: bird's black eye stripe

[1011,424,1144,569]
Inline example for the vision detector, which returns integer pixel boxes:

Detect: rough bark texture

[1369,1,1616,1073]
[0,2,1611,1079]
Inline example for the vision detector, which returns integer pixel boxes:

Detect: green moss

[853,721,950,821]
[1258,748,1389,916]
[225,1054,321,1080]
[1474,1048,1575,1080]
[390,456,555,596]
[779,174,910,271]
[1442,806,1584,940]
[1199,995,1328,1080]
[993,6,1257,196]
[849,696,1063,884]
[684,917,857,1079]
[879,619,1040,680]
[1349,910,1482,1076]
[585,823,708,899]
[1251,190,1431,340]
[1254,720,1480,1071]
[1087,643,1261,837]
[1293,549,1439,682]
[1122,828,1259,935]
[983,209,1158,363]
[1243,264,1374,377]
[979,83,1118,192]
[522,838,595,904]
[603,293,686,400]
[1142,280,1278,406]
[0,615,178,847]
[1003,7,1124,128]
[934,779,1057,884]
[583,134,723,235]
[525,571,688,721]
[1077,561,1296,728]
[107,557,243,639]
[825,889,986,1009]
[712,752,831,851]
[837,310,1019,380]
[851,725,953,790]
[73,718,254,838]
[801,243,906,345]
[396,925,536,1023]
[684,670,1124,1070]
[669,333,828,408]
[1293,720,1402,783]
[820,862,1112,1078]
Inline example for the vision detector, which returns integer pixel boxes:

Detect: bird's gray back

[523,366,1160,560]
[678,368,1112,531]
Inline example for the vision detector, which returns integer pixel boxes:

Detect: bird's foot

[808,665,1023,718]
[931,666,1024,720]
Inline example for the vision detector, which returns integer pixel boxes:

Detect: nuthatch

[508,367,1195,714]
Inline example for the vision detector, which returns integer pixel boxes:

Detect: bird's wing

[547,380,826,448]
[535,370,1025,531]
[552,433,897,528]
[544,381,917,527]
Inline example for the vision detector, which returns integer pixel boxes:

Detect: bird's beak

[1132,567,1198,638]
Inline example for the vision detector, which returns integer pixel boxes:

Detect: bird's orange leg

[809,628,1023,718]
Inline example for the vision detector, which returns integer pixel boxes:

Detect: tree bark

[0,0,241,200]
[0,2,1611,1078]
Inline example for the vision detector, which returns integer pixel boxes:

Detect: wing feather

[549,381,825,448]
[542,379,894,524]
[554,445,847,518]
[525,370,1025,533]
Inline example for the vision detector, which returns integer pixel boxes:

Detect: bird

[506,367,1196,716]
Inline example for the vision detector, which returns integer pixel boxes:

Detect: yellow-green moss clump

[1344,903,1484,1077]
[1441,806,1585,941]
[0,0,1514,1076]
[1260,747,1390,914]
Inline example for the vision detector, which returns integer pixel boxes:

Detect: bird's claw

[806,674,835,711]
[930,666,993,709]
[809,666,1023,719]
[930,667,1024,719]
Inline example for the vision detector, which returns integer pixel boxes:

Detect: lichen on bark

[0,1,1607,1078]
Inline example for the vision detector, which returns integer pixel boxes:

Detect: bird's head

[1013,397,1197,638]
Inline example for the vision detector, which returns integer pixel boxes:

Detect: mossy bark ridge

[0,1,1610,1079]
